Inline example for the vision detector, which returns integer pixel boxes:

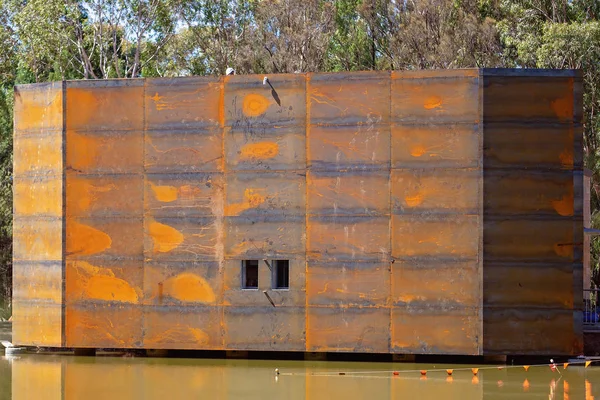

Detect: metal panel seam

[61,80,67,347]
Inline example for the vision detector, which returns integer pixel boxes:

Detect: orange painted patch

[404,193,424,207]
[148,220,184,253]
[163,273,216,303]
[67,221,112,256]
[225,188,266,216]
[551,96,573,120]
[551,187,574,216]
[559,149,574,167]
[242,93,270,117]
[68,260,139,303]
[423,96,443,110]
[240,142,279,159]
[553,243,574,258]
[149,182,178,203]
[409,145,427,157]
[85,275,139,303]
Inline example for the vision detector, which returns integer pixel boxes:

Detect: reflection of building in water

[12,70,584,356]
[8,355,600,400]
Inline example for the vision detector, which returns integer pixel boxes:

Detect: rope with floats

[274,359,597,377]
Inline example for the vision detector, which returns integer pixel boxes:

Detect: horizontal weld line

[14,130,63,136]
[145,127,219,133]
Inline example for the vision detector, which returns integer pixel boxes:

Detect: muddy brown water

[1,353,599,400]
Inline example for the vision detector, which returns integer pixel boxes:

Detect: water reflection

[1,354,599,400]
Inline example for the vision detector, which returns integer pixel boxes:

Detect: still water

[0,354,599,399]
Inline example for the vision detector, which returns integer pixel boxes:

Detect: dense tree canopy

[1,0,600,312]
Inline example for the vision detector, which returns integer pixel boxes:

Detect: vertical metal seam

[61,80,67,348]
[305,73,310,352]
[572,74,583,353]
[388,71,393,354]
[219,76,226,350]
[141,78,147,350]
[478,69,484,355]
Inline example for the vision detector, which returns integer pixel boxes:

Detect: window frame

[271,259,290,290]
[241,260,259,290]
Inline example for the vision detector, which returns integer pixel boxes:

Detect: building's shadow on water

[2,354,600,400]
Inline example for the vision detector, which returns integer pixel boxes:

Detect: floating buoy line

[275,359,597,377]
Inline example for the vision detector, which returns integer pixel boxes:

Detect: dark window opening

[273,260,289,289]
[243,260,259,289]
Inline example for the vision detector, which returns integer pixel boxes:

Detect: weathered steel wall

[12,69,583,355]
[13,82,64,346]
[482,70,584,355]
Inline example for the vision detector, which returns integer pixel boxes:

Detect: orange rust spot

[551,96,573,119]
[225,188,266,216]
[409,145,427,157]
[423,95,442,110]
[551,186,574,216]
[148,220,184,253]
[553,243,573,258]
[67,221,112,256]
[150,92,175,111]
[149,182,178,203]
[68,260,139,303]
[404,193,424,207]
[560,149,574,167]
[242,93,270,117]
[86,275,139,303]
[240,142,279,159]
[163,273,216,303]
[145,326,209,346]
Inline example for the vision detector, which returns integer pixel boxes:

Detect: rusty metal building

[12,69,583,355]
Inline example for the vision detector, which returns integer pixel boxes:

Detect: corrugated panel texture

[12,82,64,346]
[482,70,584,355]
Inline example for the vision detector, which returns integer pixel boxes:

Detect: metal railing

[584,289,600,325]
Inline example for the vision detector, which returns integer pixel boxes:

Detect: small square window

[273,260,289,289]
[242,260,259,289]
